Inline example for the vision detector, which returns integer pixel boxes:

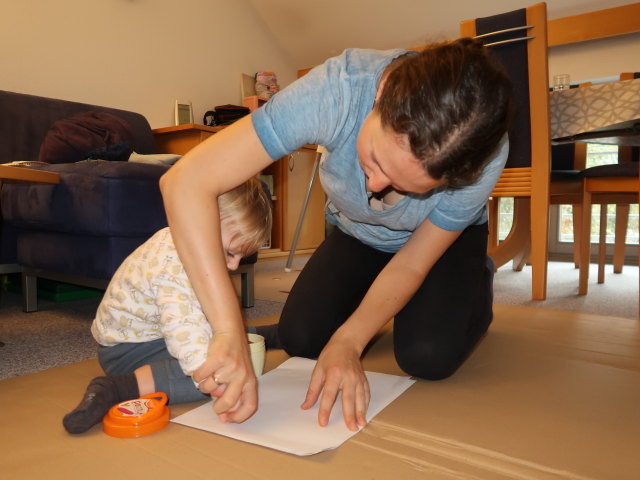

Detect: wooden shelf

[243,96,267,112]
[152,123,223,135]
[152,124,223,155]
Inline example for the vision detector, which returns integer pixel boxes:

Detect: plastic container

[103,392,170,438]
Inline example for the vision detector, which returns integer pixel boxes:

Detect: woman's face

[356,111,445,195]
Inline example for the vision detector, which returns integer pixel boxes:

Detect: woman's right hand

[194,329,257,423]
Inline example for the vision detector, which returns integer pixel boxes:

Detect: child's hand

[194,329,257,423]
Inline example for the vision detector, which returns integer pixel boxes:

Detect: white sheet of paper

[171,357,415,456]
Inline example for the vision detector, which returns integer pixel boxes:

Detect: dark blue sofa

[0,90,256,311]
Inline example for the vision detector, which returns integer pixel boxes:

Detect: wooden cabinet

[262,145,325,255]
[152,125,325,257]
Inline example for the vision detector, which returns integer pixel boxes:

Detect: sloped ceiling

[247,0,635,70]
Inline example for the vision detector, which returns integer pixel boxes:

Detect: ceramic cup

[247,333,266,376]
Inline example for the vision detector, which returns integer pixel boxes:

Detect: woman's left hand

[300,337,370,431]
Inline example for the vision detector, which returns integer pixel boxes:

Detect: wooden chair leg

[597,205,607,284]
[572,204,581,268]
[487,197,499,251]
[530,195,549,301]
[613,204,629,273]
[579,188,593,295]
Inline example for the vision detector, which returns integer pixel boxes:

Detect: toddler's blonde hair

[218,177,272,257]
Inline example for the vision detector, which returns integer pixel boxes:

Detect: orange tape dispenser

[103,392,170,438]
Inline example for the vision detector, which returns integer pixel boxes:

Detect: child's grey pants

[98,339,209,404]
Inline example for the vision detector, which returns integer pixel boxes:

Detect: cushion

[550,169,583,182]
[1,161,169,236]
[582,161,639,178]
[550,143,576,171]
[38,111,134,164]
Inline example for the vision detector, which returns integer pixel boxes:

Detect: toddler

[63,177,271,434]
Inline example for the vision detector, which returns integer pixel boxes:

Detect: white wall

[548,33,640,83]
[1,0,638,128]
[0,0,297,128]
[249,0,640,83]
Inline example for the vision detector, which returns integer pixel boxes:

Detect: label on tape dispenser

[103,392,170,438]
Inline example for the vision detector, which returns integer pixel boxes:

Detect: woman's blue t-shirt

[252,48,508,253]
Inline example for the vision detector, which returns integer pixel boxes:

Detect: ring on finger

[213,375,223,386]
[194,376,207,388]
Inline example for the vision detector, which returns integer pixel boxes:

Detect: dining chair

[578,149,639,315]
[461,2,551,300]
[488,141,585,268]
[592,72,639,279]
[573,73,639,295]
[547,81,596,270]
[550,145,637,276]
[548,74,639,282]
[549,141,587,267]
[606,144,638,276]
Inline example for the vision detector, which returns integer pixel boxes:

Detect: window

[496,197,513,241]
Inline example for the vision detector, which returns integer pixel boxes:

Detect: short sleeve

[252,57,346,159]
[428,134,509,231]
[251,49,403,160]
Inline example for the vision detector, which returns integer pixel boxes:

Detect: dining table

[489,76,640,297]
[550,76,640,146]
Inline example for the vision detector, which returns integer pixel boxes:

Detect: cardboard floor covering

[1,304,639,480]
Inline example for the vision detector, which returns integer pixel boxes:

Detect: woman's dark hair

[377,38,512,188]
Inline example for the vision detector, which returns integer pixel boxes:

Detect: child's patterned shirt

[91,227,211,375]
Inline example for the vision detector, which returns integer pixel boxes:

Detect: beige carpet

[493,261,639,319]
[250,256,639,319]
[2,256,637,381]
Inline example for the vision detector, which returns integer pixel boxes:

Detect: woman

[160,38,511,430]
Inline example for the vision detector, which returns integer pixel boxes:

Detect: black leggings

[278,224,494,380]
